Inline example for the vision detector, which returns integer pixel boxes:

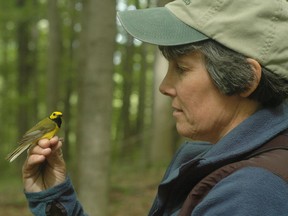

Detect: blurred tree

[77,0,116,215]
[16,0,30,141]
[118,33,134,156]
[16,0,38,145]
[62,0,80,165]
[150,51,176,165]
[0,0,180,212]
[148,0,178,165]
[112,0,178,166]
[0,2,16,153]
[47,0,62,112]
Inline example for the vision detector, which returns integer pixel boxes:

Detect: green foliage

[0,0,162,167]
[0,0,180,214]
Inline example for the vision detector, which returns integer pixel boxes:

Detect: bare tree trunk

[15,0,39,164]
[119,34,134,155]
[62,0,78,165]
[77,0,115,215]
[138,43,151,167]
[16,0,30,140]
[47,0,62,112]
[136,44,147,136]
[150,51,175,165]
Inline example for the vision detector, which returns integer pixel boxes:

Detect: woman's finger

[38,139,51,148]
[27,154,46,166]
[50,136,60,146]
[29,144,52,156]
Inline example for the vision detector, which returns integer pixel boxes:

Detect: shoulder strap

[178,130,288,216]
[245,130,288,158]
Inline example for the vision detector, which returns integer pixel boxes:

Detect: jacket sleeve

[24,176,87,216]
[192,167,288,216]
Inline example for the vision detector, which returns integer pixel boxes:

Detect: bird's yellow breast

[41,127,59,139]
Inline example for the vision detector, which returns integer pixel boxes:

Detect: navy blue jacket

[25,102,288,215]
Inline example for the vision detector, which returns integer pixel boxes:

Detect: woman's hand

[22,136,66,193]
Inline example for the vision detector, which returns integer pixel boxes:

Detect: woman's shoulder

[193,167,288,215]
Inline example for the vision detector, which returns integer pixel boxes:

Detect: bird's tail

[5,143,32,163]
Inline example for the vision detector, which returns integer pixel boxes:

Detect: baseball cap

[117,0,288,78]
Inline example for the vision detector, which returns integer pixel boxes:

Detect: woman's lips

[172,107,183,116]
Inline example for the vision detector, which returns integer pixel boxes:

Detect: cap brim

[117,7,208,46]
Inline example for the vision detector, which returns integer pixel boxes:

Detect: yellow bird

[6,111,63,163]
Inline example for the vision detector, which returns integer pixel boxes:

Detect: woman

[23,0,288,215]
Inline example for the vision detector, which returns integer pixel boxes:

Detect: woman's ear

[240,58,262,97]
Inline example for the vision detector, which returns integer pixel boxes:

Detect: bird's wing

[6,118,57,162]
[18,119,56,145]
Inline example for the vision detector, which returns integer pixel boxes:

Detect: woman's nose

[159,72,176,97]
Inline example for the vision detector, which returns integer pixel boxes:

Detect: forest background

[0,0,185,215]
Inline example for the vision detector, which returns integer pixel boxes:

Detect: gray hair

[159,40,288,107]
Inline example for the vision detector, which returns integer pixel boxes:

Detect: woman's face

[159,51,256,143]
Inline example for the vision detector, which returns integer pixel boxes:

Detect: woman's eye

[175,65,188,74]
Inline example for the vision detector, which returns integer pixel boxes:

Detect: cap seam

[197,0,225,28]
[260,0,282,64]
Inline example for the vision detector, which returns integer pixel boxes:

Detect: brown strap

[178,131,288,216]
[245,132,288,158]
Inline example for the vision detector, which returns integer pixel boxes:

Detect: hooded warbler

[6,111,63,162]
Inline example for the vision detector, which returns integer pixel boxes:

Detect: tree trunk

[119,34,134,156]
[136,44,147,137]
[150,50,175,165]
[62,0,78,165]
[47,0,62,112]
[77,0,115,215]
[16,0,31,141]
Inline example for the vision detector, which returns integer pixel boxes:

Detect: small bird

[6,111,63,162]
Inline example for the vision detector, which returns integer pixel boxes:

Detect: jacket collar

[160,101,288,185]
[201,101,288,165]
